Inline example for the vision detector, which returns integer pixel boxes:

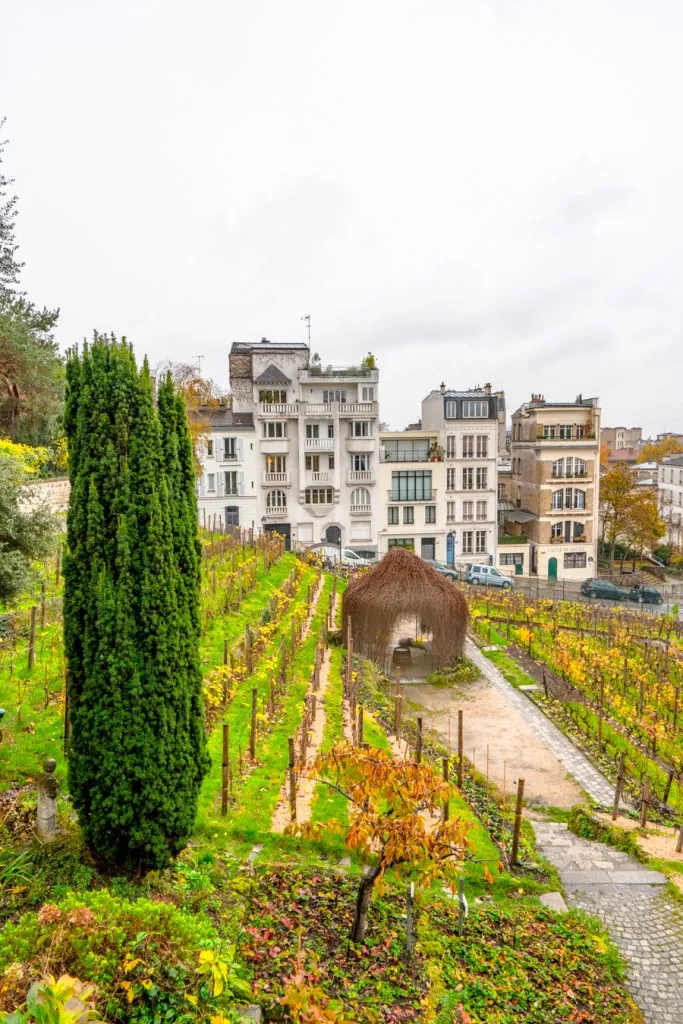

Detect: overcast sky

[4,0,683,435]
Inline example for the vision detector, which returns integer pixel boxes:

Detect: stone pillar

[36,758,59,843]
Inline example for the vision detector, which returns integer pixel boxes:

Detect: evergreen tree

[64,336,209,874]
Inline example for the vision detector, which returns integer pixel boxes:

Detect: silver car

[464,563,512,589]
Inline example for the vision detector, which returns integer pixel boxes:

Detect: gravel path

[534,821,683,1024]
[465,638,616,805]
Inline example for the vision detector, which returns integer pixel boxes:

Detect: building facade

[228,339,380,554]
[601,426,642,451]
[658,455,683,548]
[507,395,601,580]
[377,430,446,559]
[195,408,259,531]
[421,386,501,568]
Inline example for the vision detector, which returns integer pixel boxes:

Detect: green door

[548,556,558,580]
[515,560,523,575]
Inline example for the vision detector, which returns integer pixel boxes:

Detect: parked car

[308,545,372,567]
[464,563,512,589]
[628,584,664,605]
[580,579,631,601]
[422,559,459,581]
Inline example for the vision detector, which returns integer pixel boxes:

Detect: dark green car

[629,584,664,605]
[580,578,631,601]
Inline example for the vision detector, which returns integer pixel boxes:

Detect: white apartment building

[377,430,446,559]
[228,339,380,554]
[658,455,683,548]
[421,386,501,568]
[196,408,259,531]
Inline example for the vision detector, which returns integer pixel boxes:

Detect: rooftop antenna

[301,314,311,345]
[194,354,204,376]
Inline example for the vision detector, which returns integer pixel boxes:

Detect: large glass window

[266,489,287,508]
[383,438,429,462]
[462,400,488,417]
[388,538,414,550]
[559,425,572,440]
[462,468,473,490]
[476,467,488,489]
[225,506,239,526]
[476,500,487,520]
[265,455,286,473]
[224,437,237,459]
[306,424,319,439]
[263,421,287,438]
[403,506,414,524]
[564,552,587,568]
[552,489,564,509]
[475,530,487,553]
[304,487,334,504]
[351,487,371,507]
[388,507,399,525]
[322,389,346,403]
[543,425,555,439]
[305,454,320,471]
[462,500,474,521]
[351,421,371,437]
[259,389,287,403]
[552,458,564,478]
[225,472,238,495]
[462,531,473,554]
[500,553,524,566]
[390,471,432,500]
[351,454,370,471]
[462,435,474,458]
[425,505,436,524]
[476,436,488,458]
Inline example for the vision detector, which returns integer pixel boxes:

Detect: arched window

[267,489,287,508]
[551,522,563,539]
[304,487,334,505]
[551,489,564,510]
[225,505,239,526]
[573,489,586,509]
[350,487,370,507]
[552,458,564,479]
[575,458,586,476]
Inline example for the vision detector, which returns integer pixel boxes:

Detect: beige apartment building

[377,429,446,559]
[601,425,642,451]
[507,395,601,581]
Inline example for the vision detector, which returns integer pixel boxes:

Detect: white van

[308,545,372,567]
[464,563,512,589]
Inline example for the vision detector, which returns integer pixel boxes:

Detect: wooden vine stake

[288,737,297,822]
[249,688,257,761]
[442,757,450,822]
[221,724,229,815]
[357,706,364,747]
[415,717,423,764]
[612,752,626,821]
[457,710,464,788]
[639,777,651,828]
[511,777,525,866]
[40,582,46,628]
[27,606,37,673]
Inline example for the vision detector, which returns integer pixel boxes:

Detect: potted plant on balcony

[428,442,444,462]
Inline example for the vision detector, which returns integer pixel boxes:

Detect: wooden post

[457,709,463,788]
[27,605,37,673]
[223,638,228,665]
[40,582,46,628]
[245,625,253,674]
[598,675,604,748]
[55,543,61,584]
[676,824,683,854]
[394,694,402,739]
[639,777,651,827]
[612,752,626,820]
[288,737,297,821]
[442,757,450,821]
[415,717,423,764]
[511,777,525,866]
[221,724,229,815]
[662,771,674,807]
[249,688,257,760]
[357,706,364,746]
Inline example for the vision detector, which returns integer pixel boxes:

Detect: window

[207,473,216,492]
[258,389,287,403]
[559,425,572,440]
[323,389,346,403]
[351,454,370,471]
[573,521,585,540]
[447,467,457,490]
[225,506,239,526]
[497,483,505,500]
[446,435,457,458]
[327,423,335,438]
[462,531,473,554]
[383,438,430,462]
[388,507,399,525]
[447,501,456,523]
[462,468,474,490]
[305,455,320,471]
[266,489,287,509]
[263,421,287,438]
[403,506,414,524]
[206,439,214,457]
[425,505,436,524]
[462,500,474,521]
[390,471,432,500]
[225,471,238,495]
[462,400,488,417]
[552,489,564,510]
[265,455,286,473]
[224,437,237,460]
[551,522,563,539]
[445,400,458,418]
[543,425,555,439]
[462,435,474,458]
[388,538,414,550]
[306,424,319,439]
[564,552,587,568]
[574,489,586,510]
[304,487,334,504]
[576,425,585,439]
[476,467,488,489]
[500,553,524,567]
[351,487,371,507]
[361,386,374,402]
[476,435,488,458]
[476,500,487,520]
[351,421,371,437]
[329,454,335,469]
[475,530,487,553]
[552,458,564,478]
[574,458,586,476]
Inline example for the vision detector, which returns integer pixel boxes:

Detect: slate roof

[199,408,254,430]
[253,363,292,385]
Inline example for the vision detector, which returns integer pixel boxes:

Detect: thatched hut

[342,547,469,670]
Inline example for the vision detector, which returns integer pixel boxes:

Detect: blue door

[446,533,455,566]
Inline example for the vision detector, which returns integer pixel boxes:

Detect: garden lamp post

[0,708,5,745]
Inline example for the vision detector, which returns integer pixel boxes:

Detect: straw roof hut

[342,547,469,669]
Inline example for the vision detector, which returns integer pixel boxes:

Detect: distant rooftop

[253,363,292,385]
[231,338,309,353]
[517,393,599,412]
[660,455,683,468]
[199,408,254,429]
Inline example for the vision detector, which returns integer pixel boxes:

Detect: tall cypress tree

[64,336,209,873]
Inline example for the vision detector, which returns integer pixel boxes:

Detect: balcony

[262,471,290,486]
[346,435,375,453]
[264,506,288,518]
[387,490,437,502]
[260,403,299,417]
[300,365,379,382]
[217,451,241,463]
[310,471,331,484]
[339,401,378,416]
[260,437,290,455]
[348,470,374,484]
[534,427,596,443]
[550,471,589,481]
[304,437,335,450]
[304,403,333,416]
[550,534,587,544]
[350,504,372,516]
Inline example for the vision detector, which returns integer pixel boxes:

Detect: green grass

[484,648,537,689]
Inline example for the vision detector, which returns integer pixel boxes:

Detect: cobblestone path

[465,638,616,805]
[535,821,683,1024]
